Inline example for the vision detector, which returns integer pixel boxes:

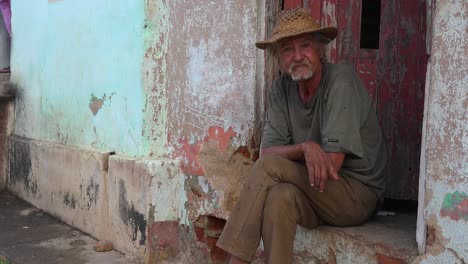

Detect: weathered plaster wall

[165,0,262,219]
[416,0,468,262]
[9,0,266,262]
[165,0,259,146]
[10,0,147,156]
[140,0,263,232]
[142,1,265,262]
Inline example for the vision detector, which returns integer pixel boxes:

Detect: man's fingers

[307,161,315,187]
[314,166,321,189]
[319,166,327,192]
[305,158,315,186]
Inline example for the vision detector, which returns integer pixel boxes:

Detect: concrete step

[292,213,418,263]
[0,192,136,264]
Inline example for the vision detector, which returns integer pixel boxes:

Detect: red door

[282,0,428,200]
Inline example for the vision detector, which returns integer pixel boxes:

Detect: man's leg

[306,174,378,227]
[261,183,321,264]
[217,155,378,262]
[216,155,312,262]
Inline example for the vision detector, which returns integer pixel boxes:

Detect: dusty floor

[0,192,134,264]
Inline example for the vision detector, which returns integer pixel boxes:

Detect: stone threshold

[292,213,418,263]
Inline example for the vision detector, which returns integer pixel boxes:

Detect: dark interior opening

[381,198,418,214]
[360,0,381,49]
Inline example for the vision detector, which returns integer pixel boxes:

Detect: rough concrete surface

[0,192,133,264]
[7,136,111,242]
[292,213,418,263]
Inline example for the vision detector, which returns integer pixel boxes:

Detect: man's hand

[301,142,340,192]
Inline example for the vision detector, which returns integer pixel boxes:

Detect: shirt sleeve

[320,68,369,158]
[261,79,292,148]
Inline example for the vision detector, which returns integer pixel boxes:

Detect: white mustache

[289,59,312,72]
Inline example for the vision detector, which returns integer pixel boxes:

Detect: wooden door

[282,0,428,200]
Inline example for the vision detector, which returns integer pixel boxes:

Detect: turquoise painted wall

[11,0,147,156]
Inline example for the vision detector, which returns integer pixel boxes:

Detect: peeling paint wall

[417,0,468,262]
[10,0,261,160]
[10,0,147,156]
[164,0,262,224]
[9,0,265,262]
[165,0,258,147]
[139,0,262,233]
[142,1,264,262]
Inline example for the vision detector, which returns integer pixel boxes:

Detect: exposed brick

[205,236,218,250]
[194,225,205,243]
[376,254,405,264]
[210,245,230,264]
[206,216,226,238]
[147,221,179,260]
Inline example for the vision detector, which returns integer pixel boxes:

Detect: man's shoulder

[273,73,293,87]
[323,63,356,81]
[271,73,293,95]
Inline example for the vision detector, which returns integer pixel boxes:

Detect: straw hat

[256,8,338,49]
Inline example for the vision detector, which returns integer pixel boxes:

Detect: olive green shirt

[261,63,387,198]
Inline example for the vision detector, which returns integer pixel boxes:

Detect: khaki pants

[217,155,378,264]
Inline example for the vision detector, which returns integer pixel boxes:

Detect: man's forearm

[260,144,304,161]
[261,144,345,172]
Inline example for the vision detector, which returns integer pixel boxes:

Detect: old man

[217,7,386,264]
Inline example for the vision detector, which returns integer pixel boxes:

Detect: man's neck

[297,64,323,103]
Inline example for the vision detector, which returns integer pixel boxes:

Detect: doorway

[276,0,430,254]
[281,0,429,202]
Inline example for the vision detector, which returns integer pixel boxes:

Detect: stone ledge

[293,213,418,263]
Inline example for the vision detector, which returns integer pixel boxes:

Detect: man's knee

[265,183,299,212]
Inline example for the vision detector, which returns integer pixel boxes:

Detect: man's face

[277,34,322,81]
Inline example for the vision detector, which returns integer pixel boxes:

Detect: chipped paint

[173,126,237,176]
[418,0,468,262]
[141,0,170,157]
[166,0,258,151]
[440,192,468,221]
[321,1,338,62]
[10,0,146,156]
[88,93,116,116]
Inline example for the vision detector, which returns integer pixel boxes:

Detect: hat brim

[255,27,338,49]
